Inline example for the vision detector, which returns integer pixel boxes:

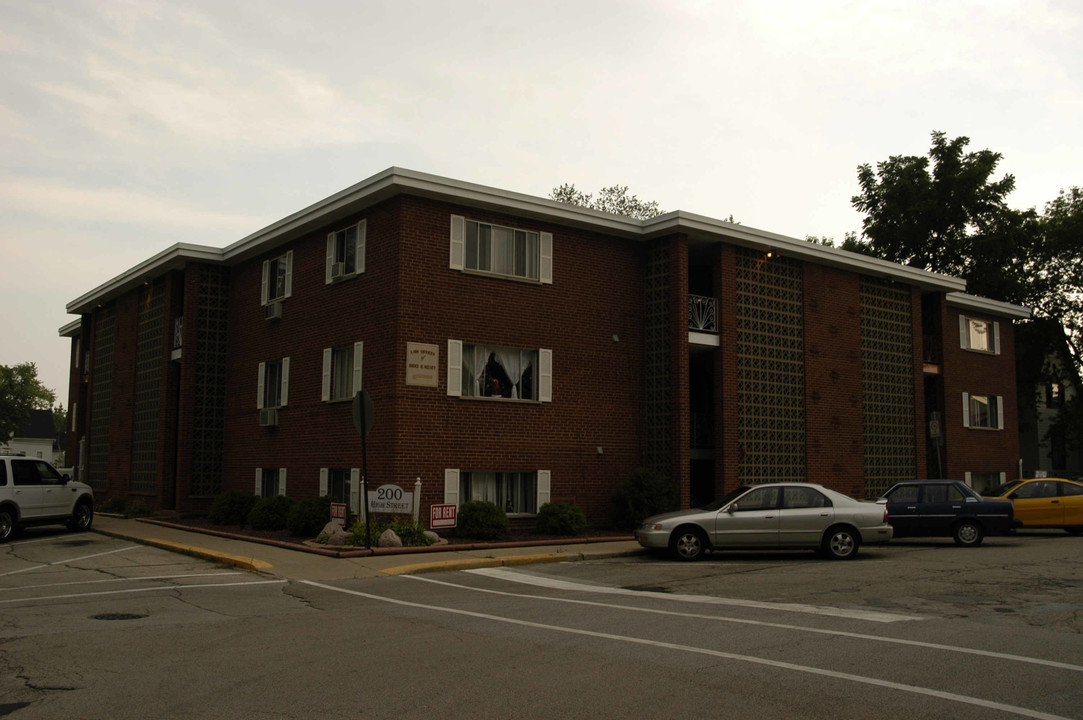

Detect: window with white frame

[256,467,286,497]
[444,469,551,515]
[262,251,293,305]
[446,341,552,401]
[320,467,358,507]
[959,316,1000,354]
[965,471,1005,494]
[449,215,553,284]
[258,358,290,409]
[326,220,366,282]
[963,393,1003,429]
[322,343,363,402]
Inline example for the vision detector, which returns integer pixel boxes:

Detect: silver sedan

[635,483,893,561]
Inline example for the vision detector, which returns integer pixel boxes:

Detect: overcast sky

[1,0,1080,401]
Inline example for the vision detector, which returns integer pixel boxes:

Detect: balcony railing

[689,295,717,333]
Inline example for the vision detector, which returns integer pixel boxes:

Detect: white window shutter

[326,233,335,284]
[281,357,290,406]
[353,342,363,392]
[261,260,270,305]
[537,470,551,507]
[356,220,366,275]
[280,468,287,496]
[449,215,465,270]
[319,468,329,496]
[322,349,332,402]
[962,393,970,427]
[447,340,462,396]
[538,349,553,402]
[959,316,969,349]
[350,469,360,515]
[1000,471,1006,484]
[444,469,459,505]
[72,402,77,433]
[284,251,294,298]
[996,396,1004,429]
[540,232,553,284]
[964,471,972,487]
[256,468,262,496]
[993,322,1001,355]
[257,362,266,410]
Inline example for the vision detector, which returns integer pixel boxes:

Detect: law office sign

[406,342,439,387]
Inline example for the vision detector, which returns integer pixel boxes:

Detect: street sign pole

[352,390,375,550]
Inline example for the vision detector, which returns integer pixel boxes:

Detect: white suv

[0,456,94,541]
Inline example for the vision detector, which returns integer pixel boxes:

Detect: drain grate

[90,613,147,621]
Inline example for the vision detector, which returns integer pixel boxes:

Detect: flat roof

[64,166,1014,324]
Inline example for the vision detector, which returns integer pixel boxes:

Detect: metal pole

[361,405,371,550]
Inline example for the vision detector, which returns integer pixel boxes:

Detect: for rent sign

[430,504,457,529]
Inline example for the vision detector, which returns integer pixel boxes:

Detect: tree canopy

[0,362,57,442]
[549,183,664,220]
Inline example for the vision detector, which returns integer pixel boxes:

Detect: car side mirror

[965,496,977,503]
[726,504,738,514]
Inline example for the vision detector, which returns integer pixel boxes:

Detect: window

[449,215,553,284]
[261,251,293,304]
[734,486,780,511]
[322,343,363,402]
[326,220,366,282]
[966,472,1004,494]
[11,459,64,486]
[447,340,552,401]
[1061,481,1083,497]
[959,316,1000,354]
[963,393,1002,429]
[886,485,919,503]
[1046,382,1063,408]
[258,359,290,409]
[923,484,966,503]
[461,471,538,514]
[782,486,830,509]
[1014,481,1058,499]
[320,468,360,513]
[256,468,286,497]
[444,469,550,514]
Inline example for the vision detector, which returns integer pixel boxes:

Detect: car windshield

[985,480,1023,496]
[700,486,751,512]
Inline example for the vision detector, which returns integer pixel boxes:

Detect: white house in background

[1,409,63,465]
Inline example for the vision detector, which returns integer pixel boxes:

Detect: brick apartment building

[59,168,1029,526]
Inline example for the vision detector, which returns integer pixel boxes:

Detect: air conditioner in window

[330,262,346,280]
[265,302,282,321]
[259,408,279,427]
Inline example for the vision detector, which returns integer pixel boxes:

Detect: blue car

[879,480,1014,546]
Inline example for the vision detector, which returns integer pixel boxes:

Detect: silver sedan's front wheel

[669,527,708,561]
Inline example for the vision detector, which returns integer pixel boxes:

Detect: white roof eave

[947,292,1032,319]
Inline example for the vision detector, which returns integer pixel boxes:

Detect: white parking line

[0,572,244,592]
[408,574,1083,673]
[0,579,287,604]
[301,579,1072,720]
[466,567,922,623]
[0,545,139,577]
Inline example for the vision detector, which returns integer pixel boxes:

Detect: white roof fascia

[947,292,1032,319]
[644,211,967,293]
[59,319,81,338]
[65,243,223,315]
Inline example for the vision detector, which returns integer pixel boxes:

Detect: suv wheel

[0,507,14,542]
[67,501,94,532]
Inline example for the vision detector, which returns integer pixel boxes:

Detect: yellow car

[982,478,1083,534]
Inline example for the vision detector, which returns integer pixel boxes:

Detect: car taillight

[883,509,890,523]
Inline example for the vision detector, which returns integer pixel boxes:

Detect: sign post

[352,390,375,549]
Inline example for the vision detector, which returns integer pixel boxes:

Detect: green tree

[52,404,67,436]
[550,183,664,220]
[0,363,57,441]
[848,131,1040,305]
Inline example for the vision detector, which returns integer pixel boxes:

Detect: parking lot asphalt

[90,515,645,581]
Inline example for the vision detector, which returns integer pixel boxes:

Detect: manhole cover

[90,613,147,621]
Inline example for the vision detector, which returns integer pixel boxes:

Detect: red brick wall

[803,265,864,496]
[942,306,1021,482]
[217,195,646,524]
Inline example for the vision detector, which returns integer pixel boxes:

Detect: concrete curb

[380,552,571,576]
[94,526,273,572]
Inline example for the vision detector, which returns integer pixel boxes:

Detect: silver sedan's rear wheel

[669,527,708,561]
[822,526,860,560]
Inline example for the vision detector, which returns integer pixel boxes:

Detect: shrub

[346,515,434,547]
[287,495,333,537]
[456,500,509,541]
[247,495,295,531]
[536,502,587,536]
[209,490,257,527]
[610,467,679,531]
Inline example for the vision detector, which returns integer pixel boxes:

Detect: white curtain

[494,349,526,399]
[470,472,498,503]
[462,345,488,397]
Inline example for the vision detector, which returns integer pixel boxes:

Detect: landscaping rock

[378,529,403,548]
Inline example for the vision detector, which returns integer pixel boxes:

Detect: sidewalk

[92,515,645,581]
